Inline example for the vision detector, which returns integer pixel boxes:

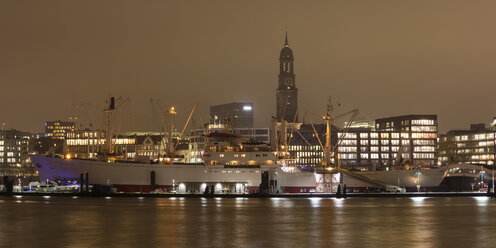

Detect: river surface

[0,196,495,248]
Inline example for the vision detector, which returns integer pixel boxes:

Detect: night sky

[2,1,496,134]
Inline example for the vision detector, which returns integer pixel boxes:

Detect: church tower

[276,32,298,122]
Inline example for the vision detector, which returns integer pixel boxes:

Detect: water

[0,196,495,248]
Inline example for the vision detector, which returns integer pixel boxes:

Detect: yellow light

[65,154,71,159]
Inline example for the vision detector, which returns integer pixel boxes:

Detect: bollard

[336,184,342,198]
[80,173,84,193]
[85,173,89,193]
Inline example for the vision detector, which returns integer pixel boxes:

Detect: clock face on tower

[285,78,292,87]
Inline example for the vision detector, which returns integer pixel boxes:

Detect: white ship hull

[345,169,448,190]
[30,155,449,193]
[30,155,317,193]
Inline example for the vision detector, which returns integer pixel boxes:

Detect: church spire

[277,27,297,123]
[284,29,289,47]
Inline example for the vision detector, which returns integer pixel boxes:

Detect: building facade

[284,115,438,170]
[210,102,254,128]
[438,123,496,166]
[35,121,76,155]
[287,124,334,170]
[65,130,136,159]
[135,135,165,162]
[44,120,75,139]
[33,135,65,155]
[338,115,438,168]
[65,130,185,161]
[276,33,298,122]
[0,129,36,176]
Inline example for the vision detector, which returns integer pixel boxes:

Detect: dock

[0,191,490,198]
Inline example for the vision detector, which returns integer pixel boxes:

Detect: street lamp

[415,171,422,192]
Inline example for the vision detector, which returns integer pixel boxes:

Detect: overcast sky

[2,0,496,133]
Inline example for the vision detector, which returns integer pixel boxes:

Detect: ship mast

[104,97,115,154]
[167,106,176,157]
[103,96,129,155]
[322,96,333,167]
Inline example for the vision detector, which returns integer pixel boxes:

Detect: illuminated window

[412,120,435,125]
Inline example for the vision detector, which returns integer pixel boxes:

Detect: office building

[438,122,496,166]
[210,102,254,128]
[287,124,335,170]
[285,115,438,170]
[65,130,136,159]
[64,130,184,161]
[338,115,438,168]
[0,129,35,176]
[44,120,75,139]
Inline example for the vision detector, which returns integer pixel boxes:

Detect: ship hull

[30,155,317,193]
[349,169,447,188]
[30,155,448,193]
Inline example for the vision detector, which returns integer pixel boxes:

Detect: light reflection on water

[411,196,427,206]
[0,196,495,247]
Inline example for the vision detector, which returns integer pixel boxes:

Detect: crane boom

[175,104,198,150]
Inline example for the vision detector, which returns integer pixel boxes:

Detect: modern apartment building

[439,123,496,166]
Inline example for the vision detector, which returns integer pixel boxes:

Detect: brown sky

[2,0,496,133]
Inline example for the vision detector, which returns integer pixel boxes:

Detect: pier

[0,191,490,198]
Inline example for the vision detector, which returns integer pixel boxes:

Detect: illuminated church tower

[276,32,298,122]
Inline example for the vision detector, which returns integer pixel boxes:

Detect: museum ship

[29,98,451,193]
[29,133,449,193]
[30,131,318,193]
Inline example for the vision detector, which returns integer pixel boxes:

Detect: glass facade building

[210,103,254,128]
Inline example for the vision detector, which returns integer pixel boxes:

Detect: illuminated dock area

[0,191,491,198]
